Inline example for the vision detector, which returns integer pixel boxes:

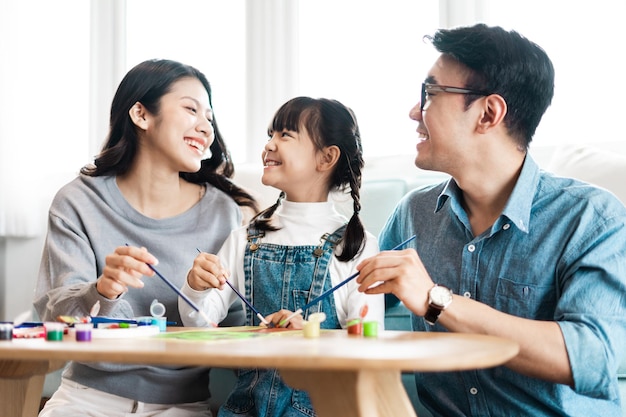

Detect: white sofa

[233,143,626,232]
[232,153,447,237]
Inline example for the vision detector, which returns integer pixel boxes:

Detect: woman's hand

[96,245,157,299]
[187,251,229,291]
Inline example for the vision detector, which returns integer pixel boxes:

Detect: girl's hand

[266,309,304,329]
[187,251,229,291]
[97,245,157,299]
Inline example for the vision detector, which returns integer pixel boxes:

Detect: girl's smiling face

[262,125,332,202]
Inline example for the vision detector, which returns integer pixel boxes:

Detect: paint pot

[303,312,326,339]
[363,321,378,338]
[74,323,93,342]
[44,322,65,341]
[0,323,13,340]
[303,320,320,338]
[150,299,167,332]
[346,318,362,336]
[151,317,167,332]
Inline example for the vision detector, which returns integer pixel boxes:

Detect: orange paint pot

[347,318,362,336]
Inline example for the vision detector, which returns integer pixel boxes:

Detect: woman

[35,59,256,416]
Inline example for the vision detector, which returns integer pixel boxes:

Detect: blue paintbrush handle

[225,280,260,315]
[146,264,204,315]
[91,317,136,325]
[196,248,270,325]
[125,244,215,326]
[124,244,201,314]
[279,235,417,327]
[300,235,417,312]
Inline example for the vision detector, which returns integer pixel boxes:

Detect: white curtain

[244,0,299,162]
[3,0,625,236]
[0,0,91,236]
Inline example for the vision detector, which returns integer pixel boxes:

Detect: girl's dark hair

[426,24,555,150]
[250,97,365,262]
[81,58,257,211]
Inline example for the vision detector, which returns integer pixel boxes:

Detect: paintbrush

[196,248,271,326]
[278,235,417,327]
[146,263,216,327]
[125,244,215,327]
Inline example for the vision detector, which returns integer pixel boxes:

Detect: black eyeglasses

[421,83,489,112]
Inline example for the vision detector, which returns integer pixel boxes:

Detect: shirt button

[470,387,478,395]
[467,245,475,252]
[463,292,471,298]
[503,224,510,230]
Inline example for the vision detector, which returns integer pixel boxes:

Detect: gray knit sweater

[34,174,242,404]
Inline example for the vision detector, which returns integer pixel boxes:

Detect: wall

[0,236,44,321]
[0,170,78,321]
[0,239,4,319]
[0,0,91,320]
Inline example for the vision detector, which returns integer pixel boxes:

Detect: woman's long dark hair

[81,59,257,211]
[250,97,365,262]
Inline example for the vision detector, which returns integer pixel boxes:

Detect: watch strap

[424,305,444,325]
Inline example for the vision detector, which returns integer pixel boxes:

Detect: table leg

[0,359,66,417]
[280,369,418,417]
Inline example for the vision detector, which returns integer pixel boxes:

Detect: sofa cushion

[334,179,407,236]
[547,144,626,205]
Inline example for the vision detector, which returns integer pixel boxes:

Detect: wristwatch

[424,284,453,325]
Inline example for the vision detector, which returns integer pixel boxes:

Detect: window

[297,1,440,158]
[478,0,626,148]
[125,1,626,162]
[0,0,90,236]
[125,0,246,160]
[2,0,625,236]
[124,1,439,162]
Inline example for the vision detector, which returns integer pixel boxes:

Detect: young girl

[180,96,383,417]
[35,59,256,416]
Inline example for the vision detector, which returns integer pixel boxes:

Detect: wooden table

[0,328,518,417]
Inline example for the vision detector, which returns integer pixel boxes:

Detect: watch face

[430,285,453,306]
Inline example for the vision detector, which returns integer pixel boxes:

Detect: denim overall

[218,225,345,417]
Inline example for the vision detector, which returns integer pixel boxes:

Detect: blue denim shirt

[379,155,626,417]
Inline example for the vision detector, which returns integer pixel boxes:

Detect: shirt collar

[436,155,540,234]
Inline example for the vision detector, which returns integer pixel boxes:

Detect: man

[356,23,626,416]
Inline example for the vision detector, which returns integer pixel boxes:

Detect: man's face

[408,55,482,174]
